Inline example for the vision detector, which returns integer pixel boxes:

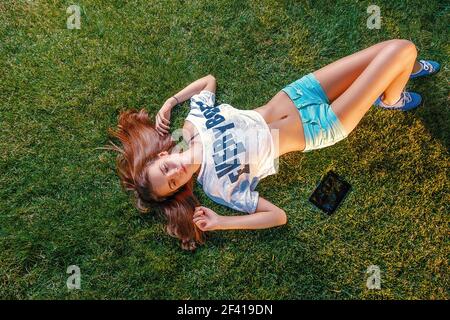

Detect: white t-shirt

[185,90,277,213]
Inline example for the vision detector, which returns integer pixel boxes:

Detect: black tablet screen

[308,171,351,215]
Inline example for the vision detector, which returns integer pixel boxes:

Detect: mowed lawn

[0,0,448,299]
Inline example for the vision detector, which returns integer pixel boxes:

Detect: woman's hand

[155,99,174,136]
[193,206,222,231]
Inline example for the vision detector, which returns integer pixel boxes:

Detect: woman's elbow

[275,209,287,226]
[204,74,217,92]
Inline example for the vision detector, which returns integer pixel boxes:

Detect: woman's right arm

[193,197,288,231]
[155,74,216,136]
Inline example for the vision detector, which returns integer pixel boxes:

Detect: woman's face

[147,151,193,197]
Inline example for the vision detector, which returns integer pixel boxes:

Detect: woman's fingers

[158,113,170,126]
[156,114,171,130]
[158,120,170,131]
[195,207,214,218]
[199,207,212,216]
[193,213,203,219]
[193,211,202,218]
[193,216,205,224]
[194,219,207,230]
[195,206,206,212]
[160,115,170,126]
[155,118,169,135]
[156,126,168,136]
[193,210,204,219]
[157,126,169,134]
[194,207,208,216]
[194,218,206,226]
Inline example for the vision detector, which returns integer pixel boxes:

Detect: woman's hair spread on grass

[107,109,205,250]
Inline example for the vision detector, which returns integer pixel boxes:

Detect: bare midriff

[254,90,306,157]
[182,90,307,160]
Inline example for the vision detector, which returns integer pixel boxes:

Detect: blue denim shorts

[281,73,348,152]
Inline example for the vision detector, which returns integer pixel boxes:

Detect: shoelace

[380,91,412,107]
[402,92,412,104]
[420,60,434,73]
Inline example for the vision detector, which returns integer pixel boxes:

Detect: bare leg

[325,40,417,134]
[382,61,415,105]
[314,39,402,103]
[256,40,402,124]
[412,60,422,73]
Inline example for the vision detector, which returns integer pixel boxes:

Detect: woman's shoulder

[182,119,199,143]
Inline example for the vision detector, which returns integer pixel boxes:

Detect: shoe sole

[410,67,441,80]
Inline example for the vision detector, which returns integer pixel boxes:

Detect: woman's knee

[386,39,418,59]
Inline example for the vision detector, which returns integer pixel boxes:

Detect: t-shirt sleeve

[190,90,216,112]
[228,186,259,214]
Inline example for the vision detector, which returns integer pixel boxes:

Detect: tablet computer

[308,170,351,215]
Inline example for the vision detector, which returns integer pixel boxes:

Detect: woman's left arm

[155,74,216,136]
[193,197,287,231]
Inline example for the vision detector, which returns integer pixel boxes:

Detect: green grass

[0,0,448,299]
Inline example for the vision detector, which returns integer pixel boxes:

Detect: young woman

[109,39,440,250]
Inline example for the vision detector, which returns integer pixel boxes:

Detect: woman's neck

[181,137,203,177]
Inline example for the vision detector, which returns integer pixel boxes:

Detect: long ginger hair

[107,109,205,251]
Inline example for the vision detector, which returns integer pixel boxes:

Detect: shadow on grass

[413,77,450,152]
